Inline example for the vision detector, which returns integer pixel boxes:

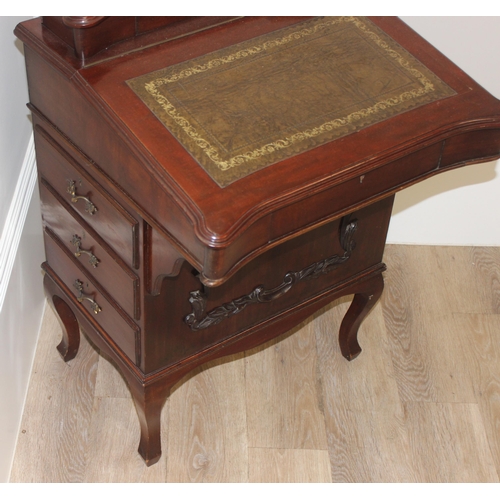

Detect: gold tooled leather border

[127,17,456,187]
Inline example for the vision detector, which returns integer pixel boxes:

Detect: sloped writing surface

[128,16,455,187]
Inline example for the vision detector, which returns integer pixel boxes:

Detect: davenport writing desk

[15,16,500,465]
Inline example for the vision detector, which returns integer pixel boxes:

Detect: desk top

[16,16,500,283]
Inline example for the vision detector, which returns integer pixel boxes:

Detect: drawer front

[270,142,443,239]
[44,229,140,364]
[40,179,140,320]
[34,125,139,269]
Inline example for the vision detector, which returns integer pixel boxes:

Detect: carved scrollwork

[184,216,357,331]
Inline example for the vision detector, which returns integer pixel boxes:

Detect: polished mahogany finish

[15,16,500,466]
[42,16,241,61]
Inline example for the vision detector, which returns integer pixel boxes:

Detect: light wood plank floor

[9,245,500,482]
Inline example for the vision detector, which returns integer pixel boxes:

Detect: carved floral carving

[185,217,357,331]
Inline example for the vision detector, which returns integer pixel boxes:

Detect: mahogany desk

[15,16,500,465]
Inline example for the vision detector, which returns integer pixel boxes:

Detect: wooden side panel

[142,196,394,373]
[145,223,185,295]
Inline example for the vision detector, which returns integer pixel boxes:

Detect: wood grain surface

[10,244,500,482]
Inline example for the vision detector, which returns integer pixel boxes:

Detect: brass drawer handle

[67,180,98,215]
[71,235,100,268]
[73,279,102,314]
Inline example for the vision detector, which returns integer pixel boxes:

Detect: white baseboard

[0,133,36,313]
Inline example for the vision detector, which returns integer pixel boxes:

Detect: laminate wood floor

[9,245,500,482]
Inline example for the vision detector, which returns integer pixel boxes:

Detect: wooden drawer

[34,125,139,269]
[44,228,140,364]
[270,142,443,239]
[40,179,140,320]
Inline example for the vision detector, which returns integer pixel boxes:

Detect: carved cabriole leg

[43,268,174,466]
[44,273,81,362]
[126,376,174,466]
[338,271,385,361]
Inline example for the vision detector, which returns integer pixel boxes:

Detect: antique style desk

[15,16,500,466]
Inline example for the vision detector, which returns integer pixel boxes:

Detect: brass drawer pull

[67,180,98,215]
[71,235,100,268]
[73,279,102,314]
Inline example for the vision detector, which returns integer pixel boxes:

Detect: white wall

[0,17,33,231]
[0,16,44,482]
[0,191,44,482]
[389,17,500,245]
